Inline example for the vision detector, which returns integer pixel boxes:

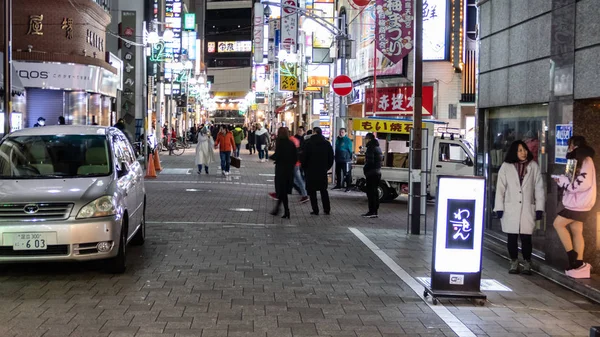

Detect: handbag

[230,156,241,168]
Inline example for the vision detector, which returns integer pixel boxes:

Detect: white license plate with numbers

[13,233,51,250]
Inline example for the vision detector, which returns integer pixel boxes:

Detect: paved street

[1,148,600,337]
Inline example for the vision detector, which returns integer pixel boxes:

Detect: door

[431,139,475,195]
[112,133,139,238]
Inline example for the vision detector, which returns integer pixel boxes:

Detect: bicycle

[168,139,185,156]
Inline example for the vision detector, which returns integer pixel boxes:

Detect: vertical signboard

[280,0,298,53]
[423,0,449,60]
[120,11,137,123]
[374,0,414,64]
[555,124,573,164]
[279,61,298,92]
[422,176,486,303]
[254,3,264,63]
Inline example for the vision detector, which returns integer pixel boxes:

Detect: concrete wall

[574,0,600,100]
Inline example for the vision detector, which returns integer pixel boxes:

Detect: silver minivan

[0,125,145,273]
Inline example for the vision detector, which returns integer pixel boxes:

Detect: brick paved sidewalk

[0,146,598,337]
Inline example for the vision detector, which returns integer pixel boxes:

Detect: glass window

[439,143,469,162]
[0,135,111,178]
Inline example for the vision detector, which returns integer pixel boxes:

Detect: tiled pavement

[0,147,600,336]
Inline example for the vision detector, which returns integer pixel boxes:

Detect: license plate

[13,233,50,250]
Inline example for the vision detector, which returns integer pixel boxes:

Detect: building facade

[0,0,119,129]
[476,0,600,271]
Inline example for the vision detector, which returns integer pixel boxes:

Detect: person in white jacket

[494,140,545,275]
[553,136,596,279]
[195,128,215,174]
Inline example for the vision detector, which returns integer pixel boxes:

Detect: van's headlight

[77,196,116,219]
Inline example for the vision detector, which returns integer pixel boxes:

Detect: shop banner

[280,0,298,53]
[278,61,298,92]
[352,118,424,135]
[120,10,137,120]
[374,0,414,64]
[307,64,329,87]
[253,2,264,63]
[555,124,573,164]
[365,86,434,116]
[268,20,280,63]
[12,61,118,97]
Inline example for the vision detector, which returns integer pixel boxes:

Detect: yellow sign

[352,119,425,135]
[308,76,329,87]
[212,91,247,98]
[279,61,298,92]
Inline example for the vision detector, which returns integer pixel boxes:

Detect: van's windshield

[0,135,112,179]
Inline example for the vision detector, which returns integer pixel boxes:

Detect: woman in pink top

[553,136,597,278]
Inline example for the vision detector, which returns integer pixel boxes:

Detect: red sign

[350,0,371,8]
[332,75,353,96]
[365,86,434,116]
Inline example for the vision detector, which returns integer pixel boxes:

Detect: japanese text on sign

[352,119,424,135]
[374,0,413,64]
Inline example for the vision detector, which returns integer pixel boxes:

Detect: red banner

[365,86,434,116]
[375,0,414,64]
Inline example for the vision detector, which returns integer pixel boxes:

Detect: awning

[275,104,286,114]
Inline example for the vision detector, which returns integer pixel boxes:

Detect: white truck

[351,127,475,201]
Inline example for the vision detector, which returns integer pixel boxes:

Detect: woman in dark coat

[270,127,297,219]
[301,127,334,215]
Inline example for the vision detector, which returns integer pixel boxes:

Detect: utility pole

[410,0,424,235]
[3,0,12,135]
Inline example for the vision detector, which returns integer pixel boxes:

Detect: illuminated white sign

[218,41,252,53]
[434,176,484,273]
[423,0,448,61]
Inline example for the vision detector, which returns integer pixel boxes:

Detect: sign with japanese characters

[352,118,424,135]
[278,61,298,92]
[374,0,414,65]
[555,124,573,164]
[280,0,298,53]
[253,3,264,63]
[307,64,330,87]
[365,86,434,116]
[433,176,485,274]
[423,0,448,60]
[217,41,252,53]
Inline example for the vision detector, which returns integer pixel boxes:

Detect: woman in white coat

[494,140,545,274]
[195,128,214,174]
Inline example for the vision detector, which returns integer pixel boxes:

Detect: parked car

[0,125,146,273]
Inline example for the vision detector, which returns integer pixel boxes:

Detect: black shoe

[270,210,279,216]
[345,188,350,192]
[324,211,330,215]
[282,212,290,219]
[361,212,378,218]
[332,186,342,190]
[310,211,319,215]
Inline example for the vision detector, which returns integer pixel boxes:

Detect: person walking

[232,125,245,157]
[248,125,256,155]
[553,136,596,279]
[194,128,215,174]
[269,127,297,219]
[255,124,270,162]
[302,127,334,215]
[494,140,545,275]
[362,133,383,218]
[333,128,353,191]
[214,126,236,175]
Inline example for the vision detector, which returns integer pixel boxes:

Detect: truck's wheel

[356,178,367,192]
[378,182,388,202]
[386,189,399,201]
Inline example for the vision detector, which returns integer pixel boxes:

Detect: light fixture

[264,4,272,18]
[147,31,159,44]
[163,29,174,42]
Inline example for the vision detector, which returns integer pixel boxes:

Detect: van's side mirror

[117,162,129,178]
[463,157,474,167]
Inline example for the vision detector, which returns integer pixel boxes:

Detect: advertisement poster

[278,61,298,92]
[311,2,334,48]
[253,2,264,63]
[280,0,298,52]
[374,0,414,64]
[445,199,476,250]
[423,0,448,60]
[120,11,136,121]
[347,3,405,81]
[365,86,434,116]
[555,124,572,164]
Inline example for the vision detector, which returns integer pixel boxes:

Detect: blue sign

[555,124,573,164]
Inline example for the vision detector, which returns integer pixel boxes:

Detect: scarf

[514,160,529,185]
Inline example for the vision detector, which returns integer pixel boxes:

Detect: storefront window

[485,104,548,255]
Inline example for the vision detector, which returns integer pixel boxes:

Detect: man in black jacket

[362,133,383,218]
[301,127,334,215]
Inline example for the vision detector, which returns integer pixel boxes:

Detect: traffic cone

[153,150,162,171]
[145,153,157,179]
